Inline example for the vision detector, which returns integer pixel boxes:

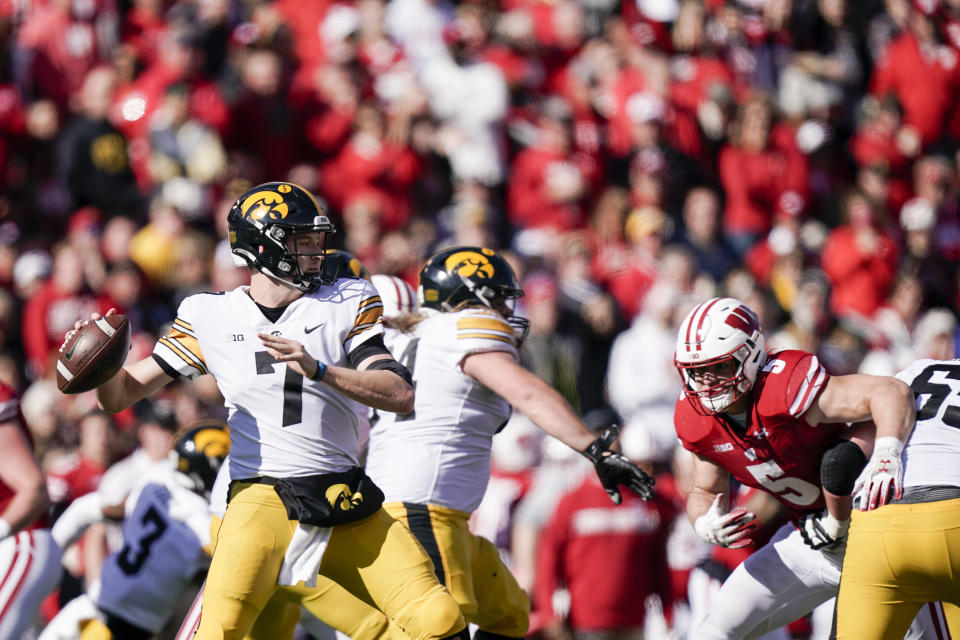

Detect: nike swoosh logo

[304,323,324,334]
[64,338,79,360]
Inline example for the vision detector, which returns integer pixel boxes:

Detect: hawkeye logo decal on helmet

[444,248,496,279]
[240,185,293,222]
[326,484,363,511]
[191,428,231,459]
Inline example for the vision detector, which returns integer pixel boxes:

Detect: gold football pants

[208,514,410,640]
[836,497,960,640]
[194,482,464,640]
[384,501,530,637]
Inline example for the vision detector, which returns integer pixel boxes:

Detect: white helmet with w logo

[674,297,767,413]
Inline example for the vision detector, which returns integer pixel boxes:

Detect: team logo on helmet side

[240,184,294,221]
[444,248,496,279]
[724,304,760,335]
[326,483,363,511]
[192,428,231,458]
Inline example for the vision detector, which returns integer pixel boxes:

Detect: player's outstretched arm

[462,350,654,503]
[62,310,174,413]
[687,454,758,548]
[807,374,916,509]
[97,356,174,413]
[0,421,49,539]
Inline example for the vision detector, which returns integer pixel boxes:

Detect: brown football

[56,314,131,394]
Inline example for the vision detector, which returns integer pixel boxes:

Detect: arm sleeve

[451,310,519,371]
[51,492,104,550]
[342,282,386,354]
[152,297,208,379]
[781,352,830,419]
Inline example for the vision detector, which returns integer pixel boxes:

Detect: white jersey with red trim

[152,281,384,480]
[895,358,960,489]
[366,308,519,513]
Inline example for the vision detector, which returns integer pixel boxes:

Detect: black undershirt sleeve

[346,335,412,386]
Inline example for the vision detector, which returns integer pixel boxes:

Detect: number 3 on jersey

[746,460,820,506]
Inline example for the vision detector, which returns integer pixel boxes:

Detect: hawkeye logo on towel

[444,248,496,279]
[240,183,293,221]
[326,484,363,511]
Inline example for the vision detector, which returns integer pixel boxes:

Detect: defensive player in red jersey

[673,297,917,639]
[0,381,62,639]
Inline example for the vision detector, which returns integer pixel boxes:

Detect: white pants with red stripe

[0,529,62,640]
[690,523,944,640]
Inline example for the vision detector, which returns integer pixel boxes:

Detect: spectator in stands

[605,205,671,321]
[899,197,957,308]
[534,413,675,638]
[675,186,737,283]
[22,244,111,379]
[57,66,143,218]
[870,0,960,148]
[821,188,900,322]
[718,93,808,257]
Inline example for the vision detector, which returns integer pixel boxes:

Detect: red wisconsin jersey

[0,382,43,528]
[675,350,846,519]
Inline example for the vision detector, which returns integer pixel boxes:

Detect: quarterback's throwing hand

[581,426,655,504]
[853,436,904,511]
[258,333,317,379]
[694,493,758,548]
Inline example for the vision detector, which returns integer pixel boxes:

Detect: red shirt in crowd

[507,146,590,232]
[718,127,807,238]
[0,383,46,531]
[534,474,675,630]
[21,282,112,379]
[871,32,960,146]
[821,224,900,320]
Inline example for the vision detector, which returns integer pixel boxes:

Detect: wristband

[310,360,328,382]
[874,436,904,455]
[0,518,10,541]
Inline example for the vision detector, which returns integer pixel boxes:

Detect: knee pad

[419,589,466,639]
[820,439,867,496]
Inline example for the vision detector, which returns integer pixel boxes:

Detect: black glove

[798,510,849,550]
[581,426,655,504]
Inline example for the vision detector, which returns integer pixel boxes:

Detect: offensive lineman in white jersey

[365,245,656,638]
[836,358,960,639]
[68,182,468,640]
[42,420,230,640]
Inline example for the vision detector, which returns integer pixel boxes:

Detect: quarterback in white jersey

[836,358,960,639]
[43,420,228,640]
[366,246,655,639]
[69,182,467,640]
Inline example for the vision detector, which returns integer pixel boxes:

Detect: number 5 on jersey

[746,460,820,506]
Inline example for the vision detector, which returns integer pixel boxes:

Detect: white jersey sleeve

[895,358,960,488]
[366,308,518,513]
[153,296,209,380]
[151,282,385,480]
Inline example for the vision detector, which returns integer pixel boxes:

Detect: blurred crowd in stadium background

[2,0,960,636]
